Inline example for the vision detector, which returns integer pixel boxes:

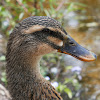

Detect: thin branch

[34,0,38,9]
[16,0,28,13]
[34,0,38,16]
[56,0,66,11]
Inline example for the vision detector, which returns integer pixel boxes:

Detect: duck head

[11,16,96,62]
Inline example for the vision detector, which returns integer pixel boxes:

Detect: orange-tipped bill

[58,36,96,62]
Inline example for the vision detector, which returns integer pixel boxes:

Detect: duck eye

[69,40,76,46]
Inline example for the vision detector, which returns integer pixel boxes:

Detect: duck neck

[6,53,44,99]
[7,53,43,80]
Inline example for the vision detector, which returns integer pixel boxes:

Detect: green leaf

[1,72,7,85]
[0,6,2,11]
[1,77,6,82]
[19,12,24,20]
[66,66,72,70]
[0,56,5,61]
[64,88,72,99]
[73,2,87,7]
[44,9,51,17]
[57,83,66,93]
[67,3,74,13]
[6,0,11,2]
[20,0,23,3]
[64,78,72,84]
[39,0,44,11]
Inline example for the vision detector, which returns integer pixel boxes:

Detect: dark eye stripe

[32,28,64,41]
[30,28,64,50]
[43,28,64,40]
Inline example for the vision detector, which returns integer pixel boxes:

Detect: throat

[7,55,43,81]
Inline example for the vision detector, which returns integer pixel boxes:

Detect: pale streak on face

[59,41,63,46]
[48,36,63,47]
[22,25,45,34]
[21,25,67,38]
[48,27,67,37]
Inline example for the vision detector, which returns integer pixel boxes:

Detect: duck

[6,16,96,100]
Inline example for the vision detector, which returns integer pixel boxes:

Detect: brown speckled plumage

[6,16,64,100]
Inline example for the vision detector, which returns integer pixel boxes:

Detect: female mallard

[6,16,96,100]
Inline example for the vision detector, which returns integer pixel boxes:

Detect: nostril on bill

[92,52,97,59]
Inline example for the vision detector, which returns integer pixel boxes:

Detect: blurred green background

[0,0,100,100]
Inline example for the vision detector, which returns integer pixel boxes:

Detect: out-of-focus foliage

[40,53,81,99]
[0,0,86,36]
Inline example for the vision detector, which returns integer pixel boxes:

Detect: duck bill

[58,36,96,62]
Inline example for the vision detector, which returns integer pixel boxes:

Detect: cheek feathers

[35,43,56,55]
[35,37,63,56]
